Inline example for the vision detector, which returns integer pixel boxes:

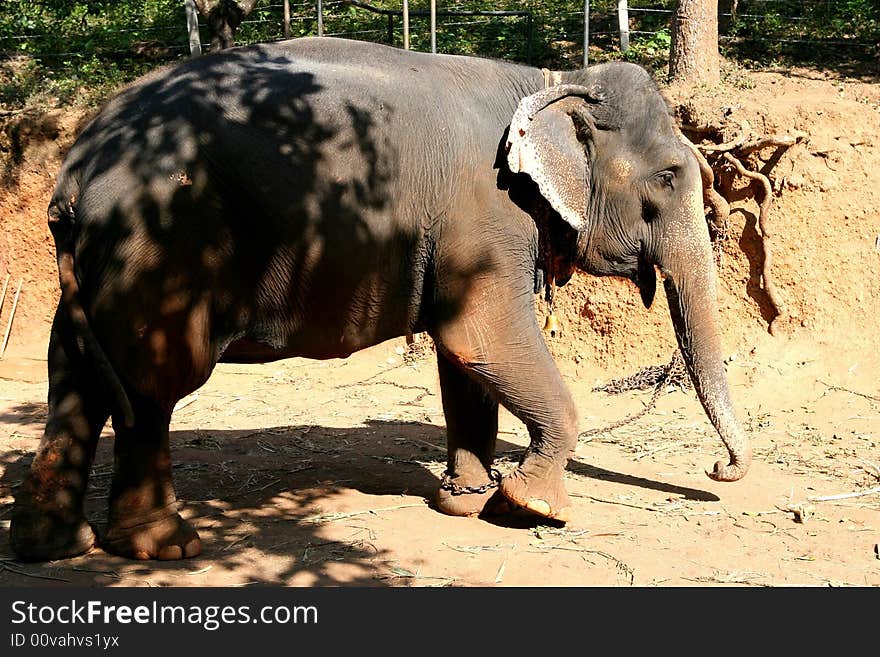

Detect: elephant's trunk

[658,191,751,482]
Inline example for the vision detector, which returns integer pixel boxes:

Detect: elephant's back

[52,36,536,314]
[58,36,536,200]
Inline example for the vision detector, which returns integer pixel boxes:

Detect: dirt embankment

[1,70,879,369]
[0,65,878,588]
[0,109,92,353]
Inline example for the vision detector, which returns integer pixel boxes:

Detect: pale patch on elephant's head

[607,157,634,186]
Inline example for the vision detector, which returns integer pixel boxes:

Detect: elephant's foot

[500,457,571,522]
[436,469,511,517]
[102,508,201,560]
[10,496,97,562]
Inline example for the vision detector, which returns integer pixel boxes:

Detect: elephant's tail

[48,196,135,428]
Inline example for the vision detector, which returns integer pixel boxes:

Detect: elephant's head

[505,62,751,482]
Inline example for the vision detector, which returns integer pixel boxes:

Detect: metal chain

[439,468,502,496]
[579,351,690,440]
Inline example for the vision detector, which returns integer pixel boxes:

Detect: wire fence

[1,1,877,108]
[624,1,880,58]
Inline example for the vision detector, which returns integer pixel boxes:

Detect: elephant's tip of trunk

[706,447,752,482]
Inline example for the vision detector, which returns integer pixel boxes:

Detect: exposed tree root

[721,152,784,335]
[678,123,805,335]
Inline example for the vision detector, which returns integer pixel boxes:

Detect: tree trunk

[669,0,720,85]
[193,0,259,51]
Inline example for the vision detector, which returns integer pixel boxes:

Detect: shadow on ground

[0,414,719,586]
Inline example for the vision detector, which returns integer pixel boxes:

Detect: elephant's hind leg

[101,394,201,560]
[98,291,218,560]
[435,352,510,517]
[10,309,109,561]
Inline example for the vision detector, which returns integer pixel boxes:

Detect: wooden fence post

[583,0,590,67]
[430,0,436,53]
[403,0,409,50]
[618,0,630,51]
[184,0,202,56]
[283,0,291,38]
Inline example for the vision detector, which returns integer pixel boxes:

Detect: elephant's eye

[656,170,675,189]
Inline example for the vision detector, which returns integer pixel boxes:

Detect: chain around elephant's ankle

[439,468,502,496]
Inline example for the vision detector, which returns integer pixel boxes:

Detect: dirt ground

[0,64,878,587]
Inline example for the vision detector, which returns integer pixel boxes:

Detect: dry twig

[0,560,71,582]
[817,379,880,404]
[0,274,9,318]
[570,493,659,512]
[808,486,880,503]
[301,502,425,524]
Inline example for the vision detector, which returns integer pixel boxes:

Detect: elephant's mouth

[577,240,655,307]
[635,250,657,309]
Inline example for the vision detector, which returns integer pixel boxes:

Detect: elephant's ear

[506,84,606,231]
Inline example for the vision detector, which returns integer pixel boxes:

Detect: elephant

[10,36,751,562]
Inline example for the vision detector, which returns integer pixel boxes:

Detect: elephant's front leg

[433,293,578,523]
[493,356,578,523]
[435,352,511,517]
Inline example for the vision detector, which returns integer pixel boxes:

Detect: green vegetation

[1,1,187,108]
[1,1,877,111]
[622,27,671,70]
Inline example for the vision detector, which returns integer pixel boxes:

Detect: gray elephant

[10,36,750,561]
